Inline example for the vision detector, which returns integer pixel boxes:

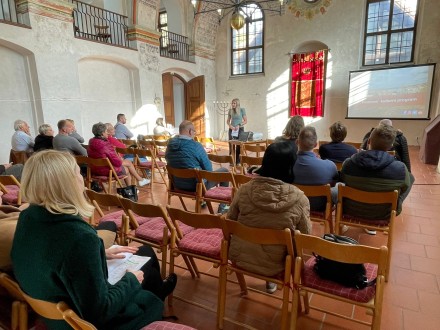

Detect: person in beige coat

[226,142,311,293]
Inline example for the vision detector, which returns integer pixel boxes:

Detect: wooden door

[162,73,174,126]
[186,75,205,137]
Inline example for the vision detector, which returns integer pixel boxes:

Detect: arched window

[231,3,264,76]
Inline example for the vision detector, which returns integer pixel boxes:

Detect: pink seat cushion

[140,161,167,169]
[135,218,194,243]
[99,210,125,228]
[140,321,196,329]
[178,228,223,259]
[303,257,377,303]
[204,186,233,202]
[2,185,19,204]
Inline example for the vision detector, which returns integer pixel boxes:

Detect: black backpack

[313,234,376,289]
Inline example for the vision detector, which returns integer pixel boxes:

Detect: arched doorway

[162,72,205,136]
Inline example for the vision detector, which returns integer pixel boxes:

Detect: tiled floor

[0,146,439,329]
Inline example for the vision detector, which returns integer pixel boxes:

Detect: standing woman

[227,98,247,164]
[11,150,163,329]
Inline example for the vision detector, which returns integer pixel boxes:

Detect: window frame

[362,0,419,66]
[230,3,265,76]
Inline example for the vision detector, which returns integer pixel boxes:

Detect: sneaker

[217,204,229,214]
[341,225,349,234]
[364,229,377,235]
[266,281,277,294]
[200,201,207,208]
[138,178,150,187]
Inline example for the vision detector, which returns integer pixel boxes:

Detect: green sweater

[11,205,163,329]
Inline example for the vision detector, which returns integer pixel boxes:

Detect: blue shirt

[11,131,35,152]
[319,142,358,163]
[114,122,134,139]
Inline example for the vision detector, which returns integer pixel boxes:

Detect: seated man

[293,126,339,210]
[53,119,88,156]
[66,119,85,143]
[361,119,411,172]
[0,162,24,181]
[165,120,228,213]
[11,119,34,153]
[114,113,134,139]
[341,124,414,224]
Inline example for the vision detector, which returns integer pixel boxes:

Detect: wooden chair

[84,189,126,243]
[0,272,28,330]
[94,24,111,42]
[293,184,333,234]
[291,231,388,330]
[86,157,127,194]
[119,198,194,279]
[239,155,263,175]
[166,207,234,310]
[153,134,170,141]
[153,139,168,161]
[241,143,266,157]
[232,173,254,187]
[118,139,137,148]
[218,220,295,330]
[9,150,30,165]
[266,138,275,146]
[198,170,237,214]
[334,162,343,171]
[208,153,234,170]
[133,147,168,191]
[166,166,202,213]
[334,186,398,281]
[0,175,22,206]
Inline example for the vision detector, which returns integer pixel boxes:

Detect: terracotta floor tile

[406,232,439,246]
[418,291,440,317]
[380,304,403,330]
[391,267,439,293]
[410,255,440,276]
[403,309,440,330]
[425,245,440,260]
[383,283,420,311]
[392,240,427,257]
[390,251,411,270]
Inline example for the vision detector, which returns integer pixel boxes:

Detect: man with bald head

[341,124,413,225]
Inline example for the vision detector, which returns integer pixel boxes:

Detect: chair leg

[18,302,28,330]
[161,246,167,279]
[178,196,188,211]
[206,201,214,214]
[235,272,248,296]
[217,263,228,329]
[372,275,385,330]
[168,251,176,307]
[290,289,300,330]
[182,255,197,278]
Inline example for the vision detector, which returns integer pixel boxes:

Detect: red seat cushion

[2,185,19,204]
[99,210,125,228]
[303,257,377,303]
[141,321,196,329]
[178,228,223,259]
[135,218,194,243]
[204,186,233,202]
[139,161,167,169]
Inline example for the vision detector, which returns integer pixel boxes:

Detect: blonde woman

[227,98,247,163]
[11,150,164,329]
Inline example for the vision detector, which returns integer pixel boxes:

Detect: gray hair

[14,119,26,131]
[92,122,107,137]
[38,124,52,135]
[379,119,393,126]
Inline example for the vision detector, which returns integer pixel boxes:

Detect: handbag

[116,185,138,202]
[313,234,376,289]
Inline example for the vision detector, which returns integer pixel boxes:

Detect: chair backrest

[208,153,234,168]
[154,139,169,149]
[115,147,136,157]
[241,143,266,157]
[132,147,155,160]
[0,175,20,192]
[239,155,263,174]
[153,135,170,141]
[9,150,29,165]
[0,273,96,329]
[85,189,125,221]
[119,198,172,231]
[233,173,254,187]
[266,139,275,146]
[294,231,388,274]
[138,140,156,150]
[87,157,124,187]
[166,166,200,190]
[222,219,295,257]
[338,185,398,212]
[198,170,236,192]
[167,206,224,232]
[118,139,137,148]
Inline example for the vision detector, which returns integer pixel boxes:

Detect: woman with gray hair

[87,122,149,187]
[33,123,54,151]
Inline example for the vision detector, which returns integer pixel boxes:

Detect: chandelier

[192,0,287,30]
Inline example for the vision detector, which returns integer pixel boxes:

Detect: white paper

[231,129,239,138]
[107,247,150,285]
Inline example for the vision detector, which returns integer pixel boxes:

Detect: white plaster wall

[215,0,440,145]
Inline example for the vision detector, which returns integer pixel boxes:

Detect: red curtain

[290,50,326,117]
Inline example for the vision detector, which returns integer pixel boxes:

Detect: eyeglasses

[189,128,197,134]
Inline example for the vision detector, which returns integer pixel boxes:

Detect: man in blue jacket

[165,120,228,213]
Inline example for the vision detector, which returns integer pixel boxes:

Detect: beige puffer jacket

[226,176,311,276]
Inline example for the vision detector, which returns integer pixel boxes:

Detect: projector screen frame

[346,63,436,120]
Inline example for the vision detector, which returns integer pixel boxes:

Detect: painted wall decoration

[139,43,160,72]
[137,0,159,29]
[287,0,332,20]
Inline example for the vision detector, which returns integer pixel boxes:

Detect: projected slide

[347,64,435,119]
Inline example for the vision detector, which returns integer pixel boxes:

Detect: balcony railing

[160,30,194,63]
[70,0,130,48]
